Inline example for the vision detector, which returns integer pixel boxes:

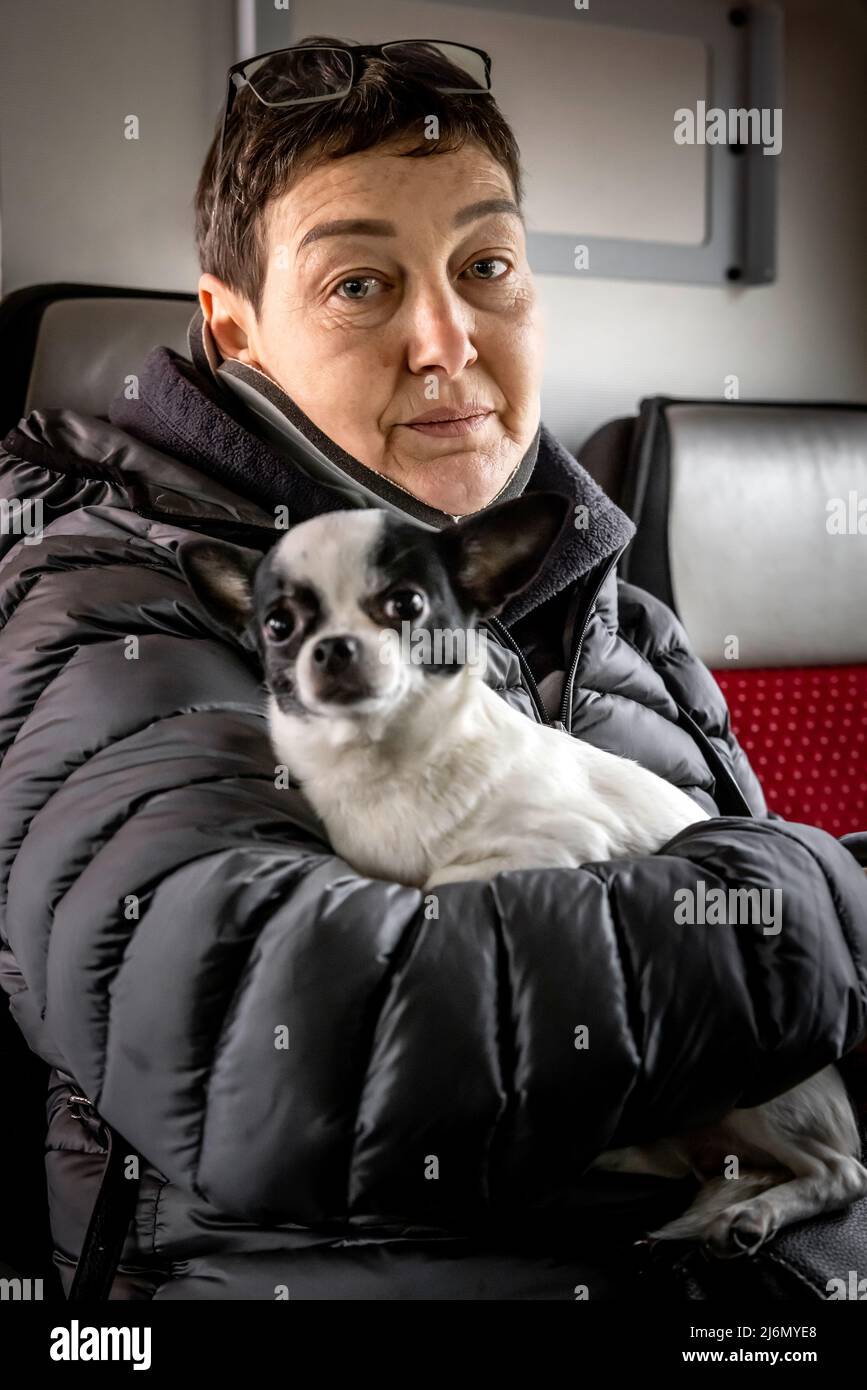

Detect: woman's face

[201,142,543,516]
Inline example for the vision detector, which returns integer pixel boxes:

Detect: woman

[1,37,865,1301]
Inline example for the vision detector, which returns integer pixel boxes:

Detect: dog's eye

[384,589,425,621]
[264,611,295,642]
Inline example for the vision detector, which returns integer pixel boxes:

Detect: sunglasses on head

[217,40,494,168]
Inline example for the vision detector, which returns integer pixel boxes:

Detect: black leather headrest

[24,295,194,420]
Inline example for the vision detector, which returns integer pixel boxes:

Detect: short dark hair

[194,36,524,315]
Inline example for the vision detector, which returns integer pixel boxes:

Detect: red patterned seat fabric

[712,665,867,836]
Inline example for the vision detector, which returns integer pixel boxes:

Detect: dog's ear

[439,492,572,617]
[177,537,262,640]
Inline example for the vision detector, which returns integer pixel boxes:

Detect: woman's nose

[402,285,478,380]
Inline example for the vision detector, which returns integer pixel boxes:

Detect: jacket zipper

[66,1090,114,1156]
[484,542,629,730]
[67,1092,97,1123]
[484,615,550,725]
[558,543,629,732]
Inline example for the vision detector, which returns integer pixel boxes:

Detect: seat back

[577,398,867,833]
[0,282,196,433]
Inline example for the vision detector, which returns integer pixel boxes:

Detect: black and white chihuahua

[180,491,866,1257]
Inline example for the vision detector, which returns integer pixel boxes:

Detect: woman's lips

[400,408,494,438]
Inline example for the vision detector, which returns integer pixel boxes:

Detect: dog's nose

[312,635,359,673]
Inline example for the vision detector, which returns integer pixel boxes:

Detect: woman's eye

[466,258,509,281]
[264,611,295,642]
[384,589,425,621]
[335,276,382,301]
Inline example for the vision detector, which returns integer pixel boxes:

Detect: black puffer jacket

[1,350,866,1301]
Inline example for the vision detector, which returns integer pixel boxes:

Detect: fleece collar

[107,336,634,626]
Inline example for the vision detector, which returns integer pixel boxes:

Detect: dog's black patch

[251,546,325,713]
[369,517,477,677]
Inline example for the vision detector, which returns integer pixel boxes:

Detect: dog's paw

[705,1198,777,1259]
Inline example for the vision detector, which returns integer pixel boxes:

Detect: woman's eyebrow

[297,218,391,254]
[297,199,522,254]
[452,198,523,227]
[298,218,396,253]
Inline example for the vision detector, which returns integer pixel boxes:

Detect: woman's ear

[177,537,262,639]
[440,491,572,617]
[198,274,261,367]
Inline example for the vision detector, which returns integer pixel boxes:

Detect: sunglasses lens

[243,47,354,104]
[383,41,490,92]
